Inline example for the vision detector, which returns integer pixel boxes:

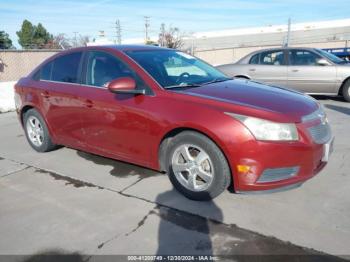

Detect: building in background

[183,18,350,65]
[86,31,114,46]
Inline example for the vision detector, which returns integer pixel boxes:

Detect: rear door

[35,51,86,147]
[246,49,288,87]
[286,49,336,93]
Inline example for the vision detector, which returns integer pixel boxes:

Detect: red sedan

[14,45,333,200]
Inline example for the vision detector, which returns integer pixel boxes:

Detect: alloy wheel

[26,116,44,147]
[171,144,214,192]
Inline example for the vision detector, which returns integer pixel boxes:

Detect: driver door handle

[292,69,299,72]
[249,68,256,72]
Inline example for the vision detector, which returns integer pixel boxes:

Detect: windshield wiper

[165,83,202,89]
[200,77,232,86]
[165,77,232,89]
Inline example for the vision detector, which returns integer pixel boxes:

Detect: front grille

[308,122,332,144]
[257,166,299,183]
[302,106,332,144]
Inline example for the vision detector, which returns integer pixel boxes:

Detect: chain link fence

[0,50,60,82]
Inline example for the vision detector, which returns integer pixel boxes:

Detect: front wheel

[165,131,231,201]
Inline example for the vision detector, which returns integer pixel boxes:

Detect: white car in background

[217,47,350,102]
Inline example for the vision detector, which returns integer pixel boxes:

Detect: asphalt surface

[0,97,349,261]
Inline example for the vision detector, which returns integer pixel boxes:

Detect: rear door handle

[292,69,299,72]
[84,99,93,108]
[249,68,256,72]
[40,91,50,98]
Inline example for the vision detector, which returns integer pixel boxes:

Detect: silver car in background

[217,47,350,102]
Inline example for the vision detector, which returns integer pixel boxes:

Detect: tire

[342,79,350,102]
[165,131,231,201]
[23,108,57,152]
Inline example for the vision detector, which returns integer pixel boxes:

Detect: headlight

[225,113,299,141]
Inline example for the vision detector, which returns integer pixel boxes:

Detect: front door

[78,50,154,165]
[287,49,336,93]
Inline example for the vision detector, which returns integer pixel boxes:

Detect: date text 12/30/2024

[127,255,219,261]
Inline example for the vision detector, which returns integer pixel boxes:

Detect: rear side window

[259,50,285,65]
[51,52,82,83]
[32,61,52,81]
[249,54,259,64]
[40,62,53,80]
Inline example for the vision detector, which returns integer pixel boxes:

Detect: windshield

[315,49,346,64]
[125,49,229,88]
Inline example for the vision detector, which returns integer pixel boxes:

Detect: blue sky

[1,0,350,47]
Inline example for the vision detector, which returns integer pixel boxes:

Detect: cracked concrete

[0,158,28,178]
[0,98,350,260]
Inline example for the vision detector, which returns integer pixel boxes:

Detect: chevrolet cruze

[14,45,333,200]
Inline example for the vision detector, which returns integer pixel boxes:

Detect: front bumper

[227,120,333,193]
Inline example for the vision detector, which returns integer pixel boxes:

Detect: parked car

[217,47,350,102]
[15,45,333,200]
[322,47,350,61]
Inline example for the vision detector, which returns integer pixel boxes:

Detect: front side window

[125,50,228,88]
[288,50,321,66]
[259,50,285,65]
[84,51,150,93]
[51,52,82,83]
[85,51,135,87]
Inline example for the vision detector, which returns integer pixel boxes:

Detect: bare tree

[44,34,70,49]
[77,35,90,47]
[44,34,90,49]
[158,24,184,49]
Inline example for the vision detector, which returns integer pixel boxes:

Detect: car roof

[249,47,319,55]
[237,47,320,63]
[66,45,172,53]
[109,44,171,51]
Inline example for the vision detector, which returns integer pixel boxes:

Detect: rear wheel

[165,131,231,201]
[23,109,57,152]
[342,79,350,102]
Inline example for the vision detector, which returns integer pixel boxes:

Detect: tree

[17,20,35,49]
[145,39,158,46]
[77,35,90,47]
[33,23,53,48]
[44,33,71,49]
[16,20,53,49]
[158,24,184,49]
[0,31,13,49]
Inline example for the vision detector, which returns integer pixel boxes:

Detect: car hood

[173,79,319,122]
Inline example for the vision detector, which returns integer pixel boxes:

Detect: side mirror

[107,77,145,95]
[317,58,330,66]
